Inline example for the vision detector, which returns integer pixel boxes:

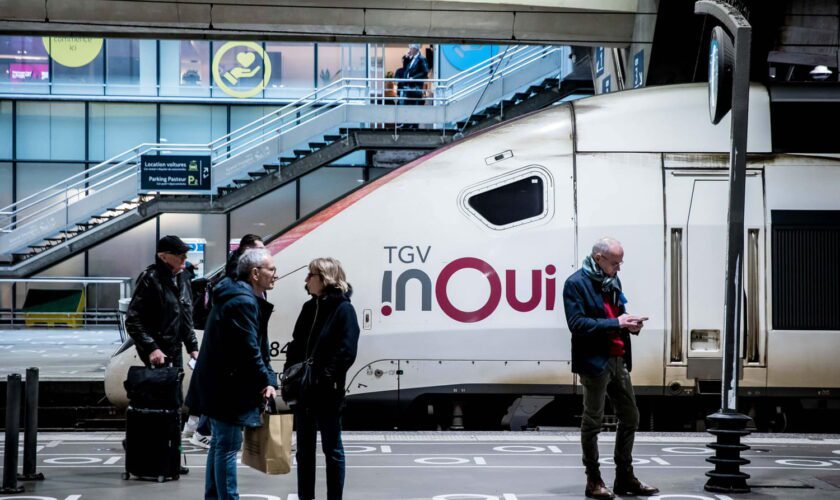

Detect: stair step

[323,135,342,142]
[247,171,266,179]
[45,237,65,243]
[263,164,280,174]
[308,142,326,150]
[29,244,50,251]
[232,178,251,185]
[279,156,297,164]
[293,149,310,157]
[513,92,529,102]
[76,222,96,229]
[543,77,559,87]
[527,85,542,94]
[484,105,501,115]
[12,252,32,261]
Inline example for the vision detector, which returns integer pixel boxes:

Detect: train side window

[771,210,840,330]
[468,176,544,226]
[459,165,554,230]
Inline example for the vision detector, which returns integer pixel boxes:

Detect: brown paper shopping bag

[241,412,293,474]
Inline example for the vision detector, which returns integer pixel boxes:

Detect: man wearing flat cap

[126,235,199,369]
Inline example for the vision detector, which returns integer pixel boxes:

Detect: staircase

[0,46,589,278]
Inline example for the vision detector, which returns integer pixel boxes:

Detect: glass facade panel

[0,162,11,210]
[0,101,11,159]
[16,102,85,160]
[0,36,50,94]
[159,213,227,274]
[317,44,366,88]
[160,104,226,145]
[47,37,105,95]
[230,182,296,241]
[87,218,156,306]
[264,43,315,98]
[15,162,85,223]
[106,39,157,95]
[88,103,157,162]
[160,40,211,96]
[299,166,363,215]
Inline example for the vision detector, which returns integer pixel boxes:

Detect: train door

[664,166,767,392]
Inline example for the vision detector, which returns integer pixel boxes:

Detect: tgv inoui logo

[380,245,557,323]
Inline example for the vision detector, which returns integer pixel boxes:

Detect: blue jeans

[205,418,244,500]
[294,403,345,500]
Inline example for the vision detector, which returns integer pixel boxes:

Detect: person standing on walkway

[562,237,659,499]
[284,258,360,500]
[187,248,277,500]
[126,235,199,370]
[186,233,266,449]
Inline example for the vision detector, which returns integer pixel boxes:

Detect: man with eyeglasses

[187,248,277,499]
[563,237,658,499]
[126,235,199,370]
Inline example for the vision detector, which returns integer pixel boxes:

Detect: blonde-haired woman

[283,257,360,500]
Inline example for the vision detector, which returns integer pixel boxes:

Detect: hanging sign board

[140,155,212,193]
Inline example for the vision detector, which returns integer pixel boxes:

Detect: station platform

[2,432,839,499]
[0,327,120,380]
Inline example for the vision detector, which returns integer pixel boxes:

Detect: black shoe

[613,475,658,496]
[585,476,615,499]
[179,465,190,475]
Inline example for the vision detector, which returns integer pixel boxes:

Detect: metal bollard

[1,373,24,493]
[19,367,44,481]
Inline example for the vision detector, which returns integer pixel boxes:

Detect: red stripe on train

[266,140,456,255]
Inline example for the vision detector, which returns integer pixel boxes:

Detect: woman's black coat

[283,286,360,402]
[186,277,276,425]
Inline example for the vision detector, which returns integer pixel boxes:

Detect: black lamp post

[694,0,753,494]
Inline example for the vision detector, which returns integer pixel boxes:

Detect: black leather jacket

[126,256,199,365]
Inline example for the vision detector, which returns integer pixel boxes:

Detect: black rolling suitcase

[122,365,185,482]
[123,406,182,482]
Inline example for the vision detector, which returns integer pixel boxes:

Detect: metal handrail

[0,45,563,253]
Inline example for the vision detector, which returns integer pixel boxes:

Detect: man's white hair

[237,248,271,281]
[591,237,622,257]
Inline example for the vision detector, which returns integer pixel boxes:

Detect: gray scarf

[582,254,621,298]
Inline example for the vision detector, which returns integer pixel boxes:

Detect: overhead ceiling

[0,0,640,46]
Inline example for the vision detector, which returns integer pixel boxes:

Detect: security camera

[809,65,832,80]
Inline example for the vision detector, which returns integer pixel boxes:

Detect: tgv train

[106,83,840,430]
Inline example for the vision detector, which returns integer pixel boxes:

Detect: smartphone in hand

[188,358,197,370]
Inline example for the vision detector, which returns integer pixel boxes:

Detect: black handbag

[280,321,323,405]
[124,365,184,410]
[280,359,314,405]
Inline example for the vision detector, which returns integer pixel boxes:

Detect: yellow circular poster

[212,41,272,99]
[43,37,104,67]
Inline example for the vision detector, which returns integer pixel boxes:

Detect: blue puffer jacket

[186,277,276,425]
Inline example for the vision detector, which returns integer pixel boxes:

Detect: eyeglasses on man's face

[257,266,277,275]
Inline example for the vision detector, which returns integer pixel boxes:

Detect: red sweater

[602,293,625,357]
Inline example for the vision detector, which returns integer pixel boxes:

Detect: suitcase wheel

[122,472,130,480]
[157,475,165,483]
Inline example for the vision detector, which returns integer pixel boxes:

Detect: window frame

[458,164,554,231]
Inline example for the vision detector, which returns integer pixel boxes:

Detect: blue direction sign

[140,155,212,193]
[633,50,645,88]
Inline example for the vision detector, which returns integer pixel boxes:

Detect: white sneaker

[182,415,199,438]
[190,432,211,449]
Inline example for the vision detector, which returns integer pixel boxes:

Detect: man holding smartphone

[563,237,659,499]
